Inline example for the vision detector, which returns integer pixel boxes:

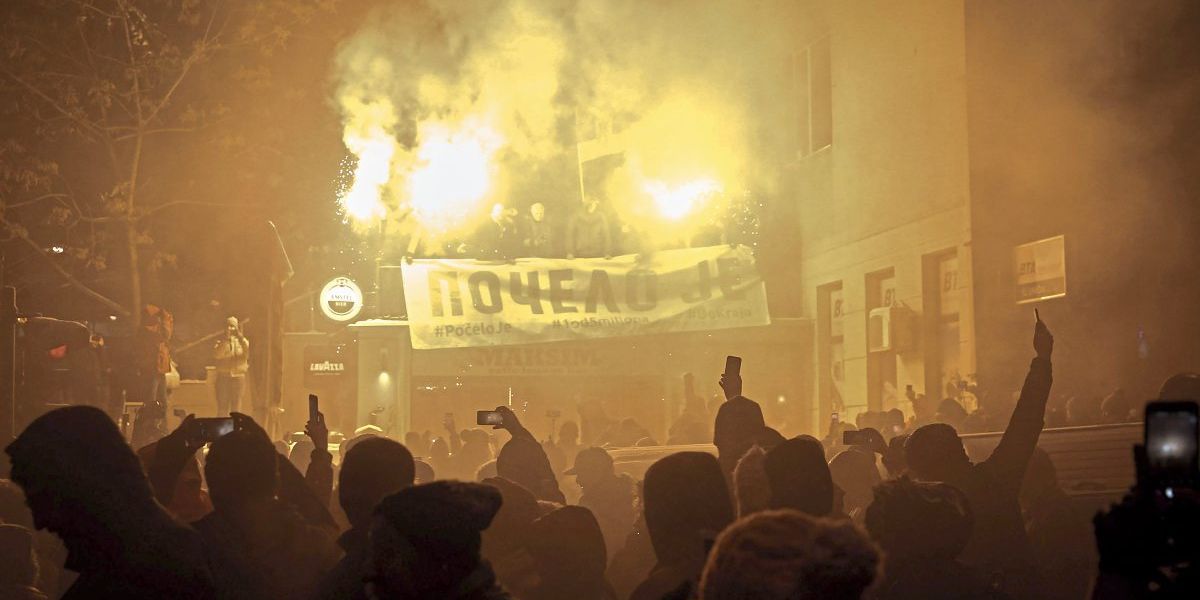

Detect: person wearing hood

[523,505,616,600]
[700,509,881,600]
[631,452,735,600]
[492,406,567,503]
[566,447,636,559]
[713,370,771,483]
[320,437,415,600]
[5,406,215,599]
[212,316,249,417]
[368,481,510,600]
[864,477,993,600]
[763,435,836,517]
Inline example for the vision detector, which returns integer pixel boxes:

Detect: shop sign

[1015,235,1066,304]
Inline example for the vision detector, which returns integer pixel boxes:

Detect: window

[818,282,845,416]
[866,269,897,411]
[795,36,833,157]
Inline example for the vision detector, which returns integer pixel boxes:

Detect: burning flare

[404,119,503,234]
[643,178,723,221]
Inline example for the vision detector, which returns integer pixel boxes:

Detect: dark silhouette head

[935,399,969,429]
[369,481,502,599]
[1159,372,1200,401]
[714,397,766,474]
[700,509,881,600]
[413,459,435,483]
[525,506,608,599]
[764,436,834,517]
[864,477,972,562]
[882,433,909,478]
[5,406,156,557]
[829,450,881,515]
[497,436,563,502]
[479,476,541,562]
[565,446,615,491]
[204,428,279,511]
[904,423,970,483]
[339,437,414,529]
[643,451,734,566]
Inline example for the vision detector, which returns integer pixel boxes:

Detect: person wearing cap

[212,316,249,417]
[367,481,510,599]
[567,447,636,560]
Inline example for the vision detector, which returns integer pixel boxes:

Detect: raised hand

[1034,312,1054,359]
[719,372,742,400]
[305,410,329,453]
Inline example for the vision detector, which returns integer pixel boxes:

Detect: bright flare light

[643,178,723,221]
[341,126,395,226]
[406,120,503,234]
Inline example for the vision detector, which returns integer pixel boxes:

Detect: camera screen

[1146,409,1199,471]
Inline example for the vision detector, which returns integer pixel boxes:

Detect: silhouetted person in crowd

[733,445,770,517]
[830,449,882,521]
[1158,371,1200,401]
[699,510,881,600]
[456,429,495,481]
[764,435,836,517]
[905,317,1053,595]
[865,477,993,600]
[566,198,612,258]
[714,369,767,481]
[193,413,339,599]
[367,481,509,599]
[631,452,734,600]
[320,437,415,600]
[1099,389,1135,424]
[0,524,47,600]
[882,433,910,479]
[935,398,969,431]
[6,406,215,599]
[524,505,614,600]
[493,406,567,503]
[414,459,435,483]
[566,447,636,558]
[137,438,212,523]
[479,476,541,594]
[0,480,65,597]
[1020,449,1094,600]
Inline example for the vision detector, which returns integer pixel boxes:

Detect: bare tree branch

[0,215,130,316]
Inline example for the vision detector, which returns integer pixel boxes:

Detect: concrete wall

[789,0,975,430]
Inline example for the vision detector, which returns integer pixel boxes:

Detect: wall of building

[789,0,975,431]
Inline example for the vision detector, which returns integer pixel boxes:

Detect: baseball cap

[565,446,614,476]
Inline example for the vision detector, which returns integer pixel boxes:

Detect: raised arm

[302,410,334,511]
[985,315,1054,489]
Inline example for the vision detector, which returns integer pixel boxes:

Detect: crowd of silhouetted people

[1,317,1199,599]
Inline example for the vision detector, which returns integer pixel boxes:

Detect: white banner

[401,245,771,349]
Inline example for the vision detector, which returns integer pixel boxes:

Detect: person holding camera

[212,316,249,417]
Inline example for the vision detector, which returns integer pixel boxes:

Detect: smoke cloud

[330,0,799,241]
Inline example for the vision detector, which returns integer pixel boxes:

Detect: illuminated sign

[319,277,364,322]
[1015,235,1066,304]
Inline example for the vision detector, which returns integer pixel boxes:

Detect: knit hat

[376,481,502,560]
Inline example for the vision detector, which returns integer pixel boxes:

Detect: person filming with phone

[212,316,249,417]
